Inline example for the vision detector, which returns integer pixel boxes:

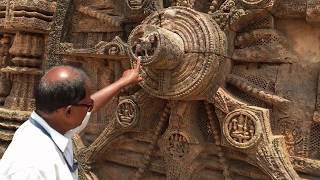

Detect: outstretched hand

[120,59,143,86]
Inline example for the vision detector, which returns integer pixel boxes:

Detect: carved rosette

[116,99,139,128]
[223,109,262,149]
[128,6,227,100]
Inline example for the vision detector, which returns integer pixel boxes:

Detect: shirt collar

[30,111,70,153]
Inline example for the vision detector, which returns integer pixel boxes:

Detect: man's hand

[120,59,143,86]
[90,59,143,113]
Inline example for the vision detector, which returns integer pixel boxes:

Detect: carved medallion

[126,0,147,9]
[241,0,264,4]
[240,0,271,6]
[223,109,261,149]
[116,99,139,128]
[164,131,190,159]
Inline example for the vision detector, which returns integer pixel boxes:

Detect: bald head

[35,65,90,113]
[42,66,84,83]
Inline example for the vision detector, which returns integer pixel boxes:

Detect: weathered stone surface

[1,0,320,179]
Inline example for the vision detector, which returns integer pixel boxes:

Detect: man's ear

[65,105,72,116]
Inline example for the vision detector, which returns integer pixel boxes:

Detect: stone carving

[313,72,320,122]
[9,32,44,67]
[61,36,128,58]
[127,0,147,9]
[233,29,298,63]
[3,0,55,33]
[2,0,320,179]
[307,0,320,23]
[226,74,291,108]
[0,35,11,105]
[205,102,231,179]
[164,131,190,159]
[172,0,195,7]
[77,5,123,27]
[0,0,55,156]
[239,0,274,8]
[279,119,303,155]
[128,6,227,100]
[223,109,261,149]
[256,139,300,180]
[116,99,139,128]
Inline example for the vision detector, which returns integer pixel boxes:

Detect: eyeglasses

[72,99,94,112]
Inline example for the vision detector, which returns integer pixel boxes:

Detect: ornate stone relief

[213,89,300,179]
[223,109,262,149]
[2,0,320,179]
[0,35,11,105]
[128,6,227,100]
[0,0,55,155]
[116,98,139,128]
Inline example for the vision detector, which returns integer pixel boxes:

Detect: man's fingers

[135,59,141,70]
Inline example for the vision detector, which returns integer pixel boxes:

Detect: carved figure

[1,0,320,179]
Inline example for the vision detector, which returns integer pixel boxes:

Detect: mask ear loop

[87,103,94,112]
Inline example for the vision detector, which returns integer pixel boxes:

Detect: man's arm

[90,60,142,113]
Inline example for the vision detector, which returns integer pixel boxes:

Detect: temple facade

[1,0,320,179]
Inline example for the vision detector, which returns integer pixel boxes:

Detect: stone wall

[1,0,320,179]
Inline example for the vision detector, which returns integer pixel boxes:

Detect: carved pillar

[159,101,205,180]
[0,34,11,104]
[2,32,43,111]
[0,0,55,156]
[9,32,44,67]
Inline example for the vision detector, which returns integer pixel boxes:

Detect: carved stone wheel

[223,109,262,149]
[128,6,227,100]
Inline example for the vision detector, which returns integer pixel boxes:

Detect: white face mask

[64,112,92,138]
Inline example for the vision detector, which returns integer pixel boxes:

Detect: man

[0,60,142,179]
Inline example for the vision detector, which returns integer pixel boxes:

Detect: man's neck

[35,110,68,135]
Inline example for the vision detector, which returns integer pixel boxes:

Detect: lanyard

[29,118,78,173]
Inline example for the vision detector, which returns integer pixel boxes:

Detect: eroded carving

[2,0,320,179]
[164,131,190,159]
[116,98,139,128]
[224,109,261,149]
[128,6,227,100]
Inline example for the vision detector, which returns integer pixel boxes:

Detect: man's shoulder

[12,120,51,146]
[2,120,58,160]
